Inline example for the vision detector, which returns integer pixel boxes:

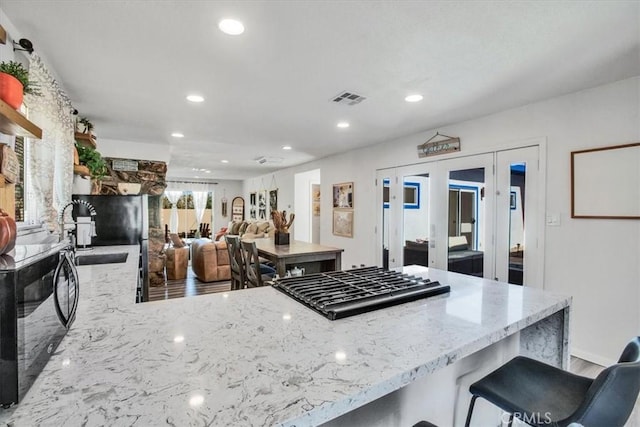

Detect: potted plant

[73,143,108,194]
[0,61,40,109]
[77,116,94,134]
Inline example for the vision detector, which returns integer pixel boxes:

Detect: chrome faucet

[58,200,97,248]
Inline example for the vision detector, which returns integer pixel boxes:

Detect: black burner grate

[273,267,450,320]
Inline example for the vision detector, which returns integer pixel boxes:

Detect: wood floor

[147,268,231,301]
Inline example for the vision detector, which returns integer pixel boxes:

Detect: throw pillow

[238,221,249,235]
[246,222,258,234]
[257,221,270,233]
[170,233,185,248]
[231,221,242,235]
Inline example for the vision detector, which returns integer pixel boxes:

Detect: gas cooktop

[272,266,450,320]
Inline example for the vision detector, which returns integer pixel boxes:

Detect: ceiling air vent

[254,156,284,165]
[331,91,366,106]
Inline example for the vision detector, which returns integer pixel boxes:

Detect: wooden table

[252,239,344,277]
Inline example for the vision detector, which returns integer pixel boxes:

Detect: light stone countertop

[1,246,570,427]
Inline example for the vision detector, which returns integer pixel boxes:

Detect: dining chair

[465,336,640,427]
[225,236,244,290]
[241,240,275,287]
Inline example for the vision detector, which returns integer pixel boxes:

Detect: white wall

[244,77,640,364]
[211,180,243,233]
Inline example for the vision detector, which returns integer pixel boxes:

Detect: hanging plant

[75,143,108,179]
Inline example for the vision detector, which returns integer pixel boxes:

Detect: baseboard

[571,347,615,367]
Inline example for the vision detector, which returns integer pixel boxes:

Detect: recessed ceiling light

[171,132,184,138]
[186,94,204,103]
[205,170,211,173]
[337,121,350,128]
[173,335,184,343]
[218,19,244,35]
[189,394,204,407]
[405,94,423,103]
[282,145,292,150]
[221,159,229,163]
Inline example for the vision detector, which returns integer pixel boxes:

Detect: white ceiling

[3,1,639,180]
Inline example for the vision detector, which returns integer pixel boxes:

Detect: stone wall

[147,195,166,287]
[96,157,168,288]
[98,158,167,196]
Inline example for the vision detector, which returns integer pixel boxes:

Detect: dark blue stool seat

[465,337,640,427]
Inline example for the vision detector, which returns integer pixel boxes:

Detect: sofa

[224,220,275,240]
[191,238,231,282]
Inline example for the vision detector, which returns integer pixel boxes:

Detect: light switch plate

[546,213,561,226]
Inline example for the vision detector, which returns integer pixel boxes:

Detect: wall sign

[111,159,139,171]
[417,132,460,158]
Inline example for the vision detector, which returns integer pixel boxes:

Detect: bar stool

[465,336,640,427]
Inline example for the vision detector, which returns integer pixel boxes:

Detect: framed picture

[269,189,278,215]
[258,190,267,220]
[571,142,640,219]
[249,192,257,219]
[312,184,320,216]
[333,182,353,208]
[332,209,353,238]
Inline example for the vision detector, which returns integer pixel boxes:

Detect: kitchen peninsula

[0,246,570,427]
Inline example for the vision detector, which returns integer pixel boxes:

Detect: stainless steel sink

[75,252,128,266]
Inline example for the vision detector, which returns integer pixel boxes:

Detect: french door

[378,146,542,286]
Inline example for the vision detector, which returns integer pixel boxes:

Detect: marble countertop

[1,249,570,427]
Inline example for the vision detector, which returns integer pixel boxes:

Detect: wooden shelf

[0,99,42,139]
[75,132,97,148]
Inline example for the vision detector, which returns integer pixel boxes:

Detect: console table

[252,239,344,277]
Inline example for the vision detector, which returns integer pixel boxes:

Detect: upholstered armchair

[191,239,231,282]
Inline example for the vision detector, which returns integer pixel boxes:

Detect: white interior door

[434,153,495,277]
[495,146,543,287]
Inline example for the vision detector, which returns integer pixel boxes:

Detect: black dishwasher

[0,243,79,407]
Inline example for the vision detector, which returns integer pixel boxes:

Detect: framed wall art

[333,182,353,208]
[258,190,267,220]
[249,192,257,220]
[332,209,353,238]
[571,142,640,219]
[269,188,278,215]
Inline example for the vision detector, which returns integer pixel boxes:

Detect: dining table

[252,238,344,277]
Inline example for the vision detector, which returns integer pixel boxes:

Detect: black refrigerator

[72,195,149,302]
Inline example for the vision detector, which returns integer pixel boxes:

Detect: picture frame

[571,142,640,219]
[258,190,267,220]
[269,189,278,216]
[333,182,353,208]
[249,192,257,220]
[332,209,353,238]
